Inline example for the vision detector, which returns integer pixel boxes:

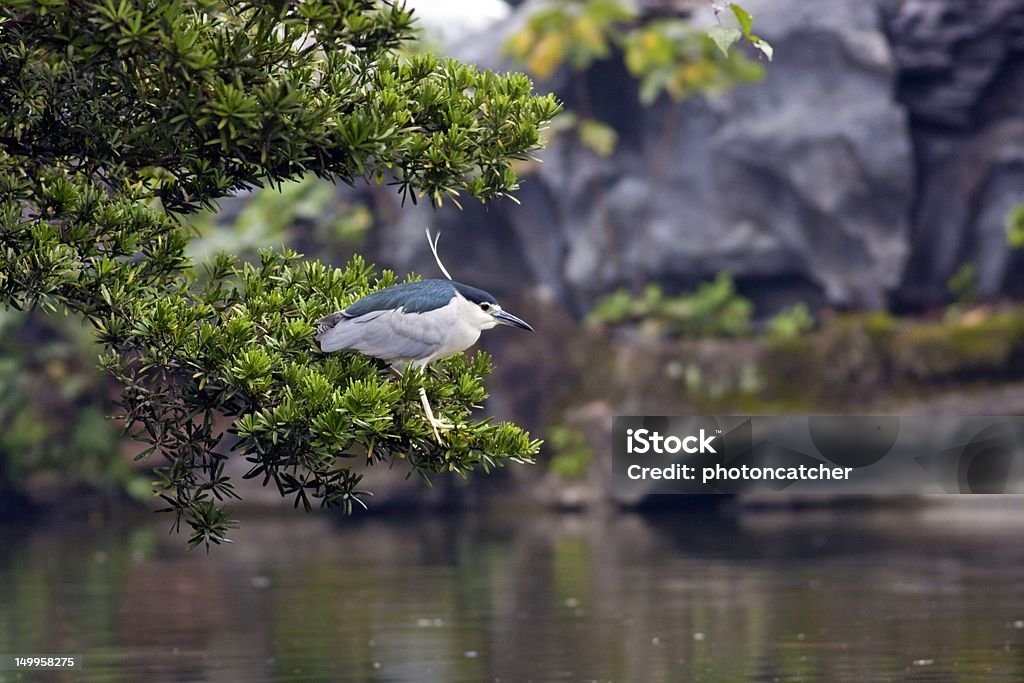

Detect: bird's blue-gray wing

[316,306,449,362]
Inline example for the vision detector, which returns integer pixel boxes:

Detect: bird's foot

[426,415,454,443]
[419,387,453,443]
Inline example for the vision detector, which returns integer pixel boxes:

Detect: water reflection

[1,503,1023,682]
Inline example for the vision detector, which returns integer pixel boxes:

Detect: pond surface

[1,502,1023,682]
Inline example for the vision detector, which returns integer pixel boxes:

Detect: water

[1,502,1023,682]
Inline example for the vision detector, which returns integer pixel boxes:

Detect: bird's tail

[315,311,346,340]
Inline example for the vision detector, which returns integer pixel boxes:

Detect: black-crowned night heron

[316,279,533,440]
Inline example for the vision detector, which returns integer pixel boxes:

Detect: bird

[316,279,533,441]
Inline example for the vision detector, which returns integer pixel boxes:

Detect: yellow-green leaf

[1007,204,1024,249]
[730,3,754,38]
[578,118,618,157]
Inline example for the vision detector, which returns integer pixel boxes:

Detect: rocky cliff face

[884,0,1024,305]
[361,0,1024,314]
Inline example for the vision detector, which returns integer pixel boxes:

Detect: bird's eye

[480,303,491,312]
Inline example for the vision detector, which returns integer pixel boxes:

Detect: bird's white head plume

[425,227,453,281]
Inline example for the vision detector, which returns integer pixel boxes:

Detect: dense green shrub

[0,0,559,546]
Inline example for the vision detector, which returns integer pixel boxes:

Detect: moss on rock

[890,311,1024,382]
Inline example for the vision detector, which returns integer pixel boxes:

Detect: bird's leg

[389,364,452,443]
[418,387,453,443]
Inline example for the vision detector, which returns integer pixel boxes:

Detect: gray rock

[885,0,1024,305]
[883,0,1024,128]
[369,0,914,310]
[356,0,1024,312]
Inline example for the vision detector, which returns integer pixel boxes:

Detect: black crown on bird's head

[450,281,498,306]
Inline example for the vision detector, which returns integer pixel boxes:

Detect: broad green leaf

[707,25,741,57]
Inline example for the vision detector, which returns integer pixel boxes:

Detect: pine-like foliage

[0,0,560,547]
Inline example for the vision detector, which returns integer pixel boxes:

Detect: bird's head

[453,282,534,332]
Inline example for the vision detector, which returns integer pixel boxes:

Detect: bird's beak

[492,309,534,331]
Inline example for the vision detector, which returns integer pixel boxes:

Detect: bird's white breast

[421,294,488,364]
